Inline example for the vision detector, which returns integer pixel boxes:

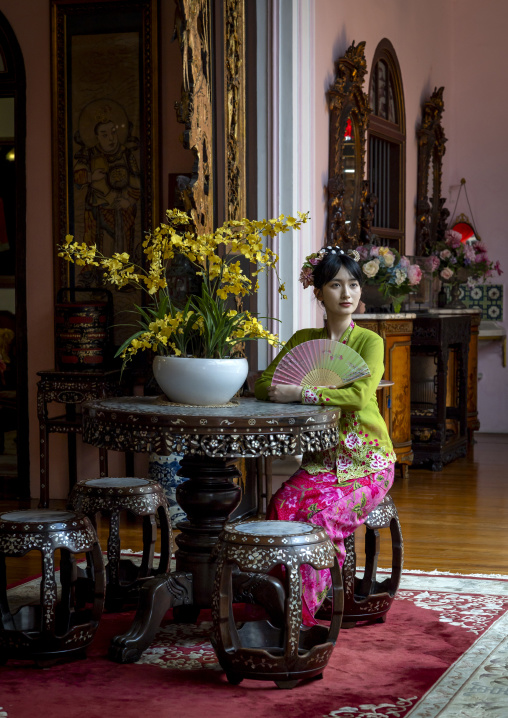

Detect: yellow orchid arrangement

[59,208,309,365]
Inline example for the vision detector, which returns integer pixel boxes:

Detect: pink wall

[448,0,508,432]
[0,0,193,499]
[312,0,454,253]
[311,0,507,432]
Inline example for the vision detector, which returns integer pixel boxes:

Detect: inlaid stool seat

[342,493,403,627]
[69,477,173,610]
[0,509,105,665]
[211,520,343,689]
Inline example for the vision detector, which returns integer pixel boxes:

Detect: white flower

[362,259,380,278]
[344,432,361,449]
[394,268,406,285]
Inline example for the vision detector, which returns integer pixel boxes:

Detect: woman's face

[314,265,362,320]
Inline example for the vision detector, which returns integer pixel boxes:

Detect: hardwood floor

[2,432,507,585]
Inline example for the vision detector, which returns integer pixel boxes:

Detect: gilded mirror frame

[415,86,448,255]
[326,41,371,250]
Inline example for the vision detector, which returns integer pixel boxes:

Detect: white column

[256,0,315,368]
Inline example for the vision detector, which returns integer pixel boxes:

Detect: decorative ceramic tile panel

[445,283,504,320]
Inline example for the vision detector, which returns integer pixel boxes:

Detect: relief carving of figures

[73,100,141,260]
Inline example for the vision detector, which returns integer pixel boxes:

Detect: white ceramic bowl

[153,355,249,406]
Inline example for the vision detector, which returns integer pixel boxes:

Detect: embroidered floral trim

[302,387,319,404]
[302,410,396,482]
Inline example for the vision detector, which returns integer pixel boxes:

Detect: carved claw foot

[108,571,193,664]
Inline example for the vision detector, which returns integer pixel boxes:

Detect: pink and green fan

[271,339,371,388]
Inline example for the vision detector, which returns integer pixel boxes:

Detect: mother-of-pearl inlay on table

[81,396,340,662]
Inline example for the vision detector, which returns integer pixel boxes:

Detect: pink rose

[357,246,370,260]
[370,246,380,257]
[407,264,422,285]
[440,249,452,260]
[399,256,410,269]
[440,267,454,280]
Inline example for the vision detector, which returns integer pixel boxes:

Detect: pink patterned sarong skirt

[266,463,395,625]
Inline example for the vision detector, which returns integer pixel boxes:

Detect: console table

[410,313,470,470]
[82,396,340,660]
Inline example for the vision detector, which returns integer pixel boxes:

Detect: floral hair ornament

[299,245,360,288]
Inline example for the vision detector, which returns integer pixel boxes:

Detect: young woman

[255,245,396,625]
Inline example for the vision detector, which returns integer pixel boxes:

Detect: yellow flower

[58,209,308,361]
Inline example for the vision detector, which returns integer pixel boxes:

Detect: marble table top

[82,396,341,458]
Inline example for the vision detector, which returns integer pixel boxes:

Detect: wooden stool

[342,494,403,627]
[69,477,172,610]
[0,509,105,665]
[212,520,343,689]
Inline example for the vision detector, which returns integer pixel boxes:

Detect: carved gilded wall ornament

[224,0,246,221]
[415,86,448,255]
[174,0,214,234]
[174,0,247,231]
[326,41,371,250]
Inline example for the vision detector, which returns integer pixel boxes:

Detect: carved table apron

[82,396,340,618]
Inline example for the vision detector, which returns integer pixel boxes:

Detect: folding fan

[271,339,371,388]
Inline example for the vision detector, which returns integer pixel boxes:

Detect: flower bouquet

[428,229,502,285]
[59,208,309,368]
[357,244,423,312]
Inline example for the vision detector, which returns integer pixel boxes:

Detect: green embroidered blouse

[254,323,396,483]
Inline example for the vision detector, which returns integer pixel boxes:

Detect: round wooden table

[82,395,340,662]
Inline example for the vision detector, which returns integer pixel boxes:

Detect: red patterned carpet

[2,571,508,718]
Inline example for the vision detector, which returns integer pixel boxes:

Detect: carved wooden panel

[224,0,246,220]
[467,315,480,439]
[175,0,214,233]
[415,87,448,254]
[387,338,412,450]
[326,41,371,249]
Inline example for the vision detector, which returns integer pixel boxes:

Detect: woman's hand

[267,384,302,403]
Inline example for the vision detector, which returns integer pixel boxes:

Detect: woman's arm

[301,333,385,411]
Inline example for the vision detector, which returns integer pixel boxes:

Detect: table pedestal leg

[175,456,242,610]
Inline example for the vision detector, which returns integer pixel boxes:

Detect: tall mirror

[326,41,371,250]
[0,11,28,500]
[415,87,448,255]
